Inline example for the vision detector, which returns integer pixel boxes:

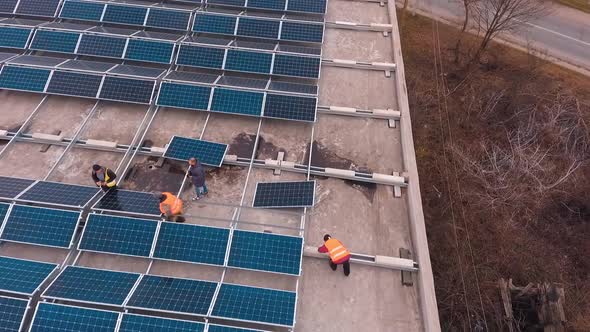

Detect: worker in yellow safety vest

[318,234,351,276]
[92,164,117,192]
[157,192,185,223]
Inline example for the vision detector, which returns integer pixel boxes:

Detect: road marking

[517,20,590,48]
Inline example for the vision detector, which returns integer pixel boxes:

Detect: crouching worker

[318,234,351,276]
[157,192,185,223]
[92,164,117,192]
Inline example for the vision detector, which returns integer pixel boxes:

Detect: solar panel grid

[208,0,246,6]
[30,303,119,332]
[103,4,147,26]
[263,94,317,122]
[79,214,158,257]
[212,284,296,327]
[237,18,280,39]
[120,314,206,332]
[0,27,32,49]
[46,70,103,98]
[15,0,60,17]
[228,230,302,275]
[43,266,140,306]
[124,39,174,64]
[59,0,105,21]
[146,8,191,30]
[0,296,28,332]
[77,34,127,58]
[176,45,225,69]
[211,88,264,117]
[153,222,230,265]
[208,324,266,332]
[0,66,50,92]
[224,49,272,74]
[0,203,8,224]
[164,136,228,167]
[253,181,315,207]
[193,13,237,35]
[0,0,18,14]
[99,76,154,104]
[0,176,34,199]
[280,21,324,43]
[126,275,217,316]
[247,0,286,11]
[18,181,99,207]
[108,65,165,79]
[0,205,80,248]
[273,54,321,79]
[268,81,318,95]
[287,0,327,14]
[157,82,212,111]
[0,256,57,295]
[94,190,161,216]
[30,30,80,53]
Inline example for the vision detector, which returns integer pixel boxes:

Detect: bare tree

[461,0,480,32]
[472,0,550,59]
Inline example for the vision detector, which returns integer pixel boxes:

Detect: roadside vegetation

[399,10,590,331]
[556,0,590,13]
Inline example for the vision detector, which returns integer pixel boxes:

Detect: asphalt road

[405,0,590,72]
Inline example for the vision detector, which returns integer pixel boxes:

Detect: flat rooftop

[0,1,439,331]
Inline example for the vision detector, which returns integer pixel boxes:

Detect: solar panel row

[30,29,176,64]
[0,26,34,49]
[0,256,57,295]
[202,0,327,14]
[0,0,61,17]
[40,267,297,327]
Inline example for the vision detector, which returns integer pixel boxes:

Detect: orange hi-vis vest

[159,192,183,215]
[325,238,350,263]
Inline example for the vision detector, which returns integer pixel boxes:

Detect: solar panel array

[0,296,29,332]
[164,136,229,167]
[253,180,316,208]
[0,256,57,295]
[0,26,33,49]
[0,176,34,199]
[30,302,120,332]
[93,189,162,216]
[17,181,99,207]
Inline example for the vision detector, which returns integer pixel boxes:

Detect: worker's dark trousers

[329,260,350,276]
[101,185,117,193]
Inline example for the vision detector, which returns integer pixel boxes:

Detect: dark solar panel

[43,266,140,306]
[211,88,264,117]
[124,39,174,64]
[263,94,317,122]
[15,0,60,17]
[0,203,8,224]
[108,65,165,79]
[248,0,286,10]
[176,45,225,69]
[164,136,228,167]
[273,54,321,79]
[153,222,230,265]
[165,71,219,84]
[0,66,50,92]
[268,81,318,95]
[8,55,66,68]
[30,30,80,53]
[146,9,191,30]
[0,256,57,295]
[0,296,28,332]
[0,27,32,49]
[79,214,158,257]
[93,190,161,216]
[211,284,296,327]
[237,18,280,39]
[0,176,34,199]
[1,205,81,248]
[0,0,18,14]
[253,181,316,208]
[193,13,237,35]
[99,76,155,104]
[59,0,105,21]
[119,314,206,332]
[18,181,99,207]
[287,0,327,14]
[77,34,127,58]
[58,59,116,73]
[30,303,119,332]
[224,49,272,74]
[157,82,212,111]
[46,71,103,98]
[208,0,246,7]
[126,275,217,316]
[280,21,324,43]
[103,4,147,26]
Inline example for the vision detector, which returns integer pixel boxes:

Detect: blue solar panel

[94,189,161,216]
[211,88,264,116]
[0,203,8,223]
[208,0,246,6]
[228,230,302,275]
[225,50,272,74]
[208,325,266,332]
[273,54,320,79]
[0,1,18,14]
[0,205,80,248]
[18,181,99,207]
[0,176,34,199]
[153,222,230,265]
[0,27,32,49]
[127,275,217,316]
[46,71,103,98]
[212,284,296,327]
[30,30,80,53]
[157,82,212,111]
[30,303,119,332]
[0,256,57,295]
[237,18,280,39]
[176,45,225,69]
[253,180,315,207]
[79,214,158,257]
[125,39,174,64]
[146,9,191,30]
[120,314,206,332]
[43,266,140,306]
[164,136,228,167]
[264,94,317,122]
[193,14,237,35]
[16,0,60,17]
[0,66,50,92]
[77,34,126,58]
[0,296,28,332]
[60,0,105,21]
[103,4,147,26]
[248,0,286,10]
[99,76,154,104]
[287,0,327,14]
[280,22,324,43]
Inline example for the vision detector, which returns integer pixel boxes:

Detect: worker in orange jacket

[318,234,351,276]
[157,192,185,223]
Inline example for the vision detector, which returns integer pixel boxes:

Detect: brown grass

[555,0,590,13]
[399,10,590,331]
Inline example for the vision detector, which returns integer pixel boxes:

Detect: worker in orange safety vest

[318,234,351,276]
[157,192,185,223]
